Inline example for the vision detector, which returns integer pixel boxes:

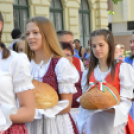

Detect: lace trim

[58,84,77,94]
[14,82,34,93]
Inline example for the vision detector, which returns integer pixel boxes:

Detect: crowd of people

[0,11,134,134]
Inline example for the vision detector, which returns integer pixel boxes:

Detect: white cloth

[0,50,34,131]
[80,59,85,72]
[77,63,134,134]
[26,57,79,134]
[70,108,79,125]
[34,100,69,119]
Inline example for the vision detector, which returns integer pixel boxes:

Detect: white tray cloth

[77,97,132,134]
[34,100,69,119]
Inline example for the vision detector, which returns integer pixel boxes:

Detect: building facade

[0,0,108,47]
[108,0,134,50]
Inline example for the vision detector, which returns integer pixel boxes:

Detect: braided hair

[0,11,10,59]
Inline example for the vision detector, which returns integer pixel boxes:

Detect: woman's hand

[10,89,35,123]
[58,93,73,115]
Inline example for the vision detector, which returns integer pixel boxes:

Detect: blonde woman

[25,16,79,134]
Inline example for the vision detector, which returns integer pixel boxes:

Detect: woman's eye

[26,33,29,36]
[34,32,38,34]
[92,45,96,48]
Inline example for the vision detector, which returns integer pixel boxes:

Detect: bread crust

[80,83,120,109]
[32,80,59,109]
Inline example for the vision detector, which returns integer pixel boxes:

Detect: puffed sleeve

[11,53,34,93]
[119,63,134,98]
[55,57,79,94]
[81,69,89,93]
[113,63,134,127]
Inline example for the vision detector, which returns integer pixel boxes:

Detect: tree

[108,0,123,14]
[112,0,123,4]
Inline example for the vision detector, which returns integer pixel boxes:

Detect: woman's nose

[95,45,100,51]
[29,33,34,39]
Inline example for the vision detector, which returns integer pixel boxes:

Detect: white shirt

[78,63,134,134]
[31,57,79,94]
[26,57,79,134]
[0,50,34,131]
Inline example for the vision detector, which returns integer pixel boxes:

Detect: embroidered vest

[89,62,122,93]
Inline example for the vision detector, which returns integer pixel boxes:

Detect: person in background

[8,28,21,50]
[124,31,134,121]
[83,46,90,69]
[74,39,85,60]
[57,30,85,72]
[57,31,80,59]
[15,35,25,53]
[114,44,121,59]
[120,44,125,58]
[0,11,35,134]
[60,42,82,125]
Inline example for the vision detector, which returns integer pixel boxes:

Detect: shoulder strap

[51,57,60,70]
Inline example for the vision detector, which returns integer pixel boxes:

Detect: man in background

[8,28,21,50]
[57,30,84,72]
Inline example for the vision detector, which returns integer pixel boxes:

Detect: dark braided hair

[0,11,10,59]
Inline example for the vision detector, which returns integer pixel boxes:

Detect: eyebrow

[26,29,39,32]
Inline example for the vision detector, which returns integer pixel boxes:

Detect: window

[79,0,90,47]
[50,0,63,31]
[127,21,134,30]
[13,0,29,33]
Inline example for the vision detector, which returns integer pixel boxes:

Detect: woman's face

[130,34,134,55]
[63,49,73,63]
[75,41,80,48]
[18,40,25,53]
[114,47,121,58]
[91,36,109,61]
[26,22,43,52]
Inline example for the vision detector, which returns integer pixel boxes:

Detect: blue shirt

[74,49,81,59]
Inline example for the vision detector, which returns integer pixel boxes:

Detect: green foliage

[112,0,123,4]
[125,51,132,57]
[108,11,115,15]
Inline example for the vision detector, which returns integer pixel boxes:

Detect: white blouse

[78,63,134,134]
[0,50,34,131]
[26,57,79,134]
[31,57,79,94]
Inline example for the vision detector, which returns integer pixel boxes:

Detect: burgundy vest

[43,58,60,98]
[72,71,83,108]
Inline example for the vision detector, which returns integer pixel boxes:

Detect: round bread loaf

[80,83,120,109]
[32,80,59,109]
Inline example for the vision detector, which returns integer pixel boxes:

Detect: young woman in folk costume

[25,16,79,134]
[0,12,35,134]
[77,29,134,134]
